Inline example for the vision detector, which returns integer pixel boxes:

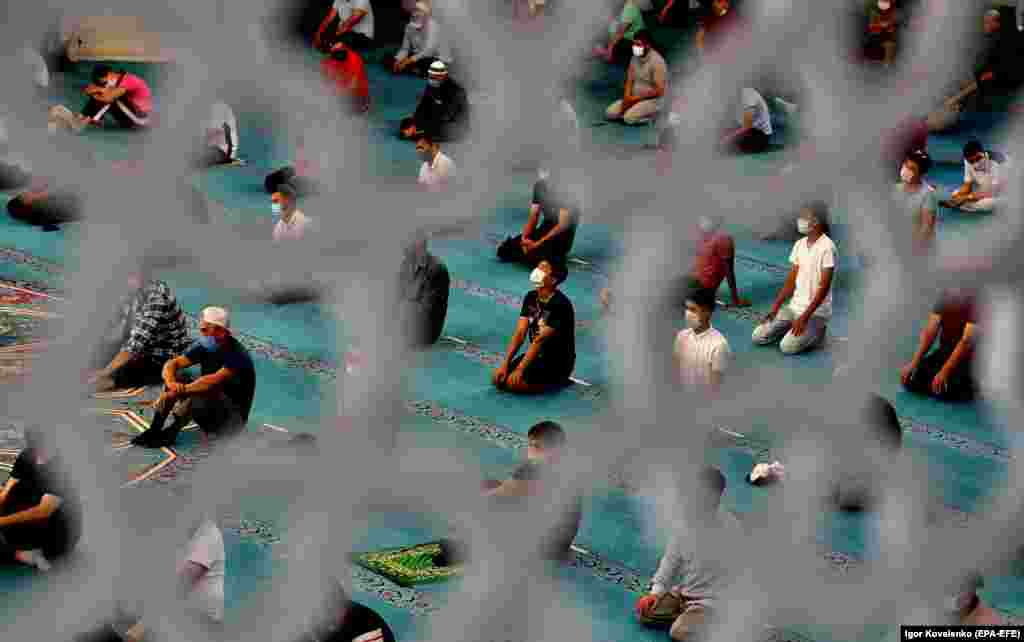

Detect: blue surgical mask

[198,335,219,351]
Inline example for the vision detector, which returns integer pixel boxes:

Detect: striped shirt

[120,280,191,363]
[650,510,743,610]
[673,326,731,387]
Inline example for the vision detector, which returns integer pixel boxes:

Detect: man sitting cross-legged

[398,61,470,144]
[385,2,453,78]
[0,425,82,572]
[49,65,153,133]
[492,260,576,394]
[752,204,836,355]
[87,264,191,393]
[900,288,978,403]
[941,140,1011,215]
[635,467,743,641]
[497,165,581,268]
[131,306,256,449]
[415,132,456,192]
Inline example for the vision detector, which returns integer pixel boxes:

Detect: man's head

[329,42,349,62]
[901,150,931,183]
[684,286,717,331]
[711,0,730,17]
[412,2,431,28]
[696,466,727,516]
[272,184,298,218]
[798,200,830,238]
[415,133,438,162]
[526,421,567,464]
[427,60,448,88]
[631,30,653,59]
[530,260,567,293]
[963,140,987,168]
[983,9,1001,35]
[91,64,117,87]
[199,306,231,348]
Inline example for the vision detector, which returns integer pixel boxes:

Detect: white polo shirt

[674,325,731,387]
[183,520,225,622]
[334,0,375,39]
[418,150,455,189]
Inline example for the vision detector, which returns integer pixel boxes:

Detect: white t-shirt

[788,235,837,319]
[273,209,315,242]
[964,153,1009,195]
[334,0,375,39]
[183,521,225,622]
[206,101,239,159]
[739,88,772,136]
[673,326,731,387]
[418,151,455,188]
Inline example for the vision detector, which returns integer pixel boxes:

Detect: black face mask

[332,49,349,62]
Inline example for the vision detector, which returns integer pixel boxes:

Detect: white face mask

[538,168,550,181]
[529,267,547,287]
[685,310,702,329]
[632,45,646,58]
[797,218,812,235]
[900,165,915,183]
[878,1,891,10]
[972,155,988,172]
[271,202,283,216]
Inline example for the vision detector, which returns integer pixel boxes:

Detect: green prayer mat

[350,541,463,587]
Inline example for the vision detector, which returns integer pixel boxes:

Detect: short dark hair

[543,260,568,286]
[415,131,435,145]
[699,466,727,501]
[632,30,653,46]
[91,64,113,84]
[963,140,984,159]
[527,421,566,449]
[274,183,297,202]
[685,286,717,313]
[864,395,902,450]
[904,149,933,176]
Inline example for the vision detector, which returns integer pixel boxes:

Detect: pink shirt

[117,73,153,114]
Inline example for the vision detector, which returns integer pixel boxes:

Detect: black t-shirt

[297,602,396,642]
[519,289,575,372]
[531,179,580,259]
[184,336,257,421]
[6,451,81,535]
[510,460,583,559]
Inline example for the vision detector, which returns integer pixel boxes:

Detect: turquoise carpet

[2,40,1023,642]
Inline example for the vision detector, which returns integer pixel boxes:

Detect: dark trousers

[0,162,31,190]
[382,55,440,77]
[110,357,165,389]
[903,348,976,402]
[7,192,81,230]
[496,221,570,267]
[264,167,322,197]
[325,30,373,51]
[0,513,78,561]
[721,128,771,155]
[81,98,148,129]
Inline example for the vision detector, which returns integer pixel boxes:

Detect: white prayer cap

[428,60,448,77]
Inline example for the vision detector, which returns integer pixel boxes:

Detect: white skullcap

[428,60,448,76]
[201,306,230,329]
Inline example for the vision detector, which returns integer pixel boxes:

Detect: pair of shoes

[131,411,187,449]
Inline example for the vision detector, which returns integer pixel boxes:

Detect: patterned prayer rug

[350,541,464,587]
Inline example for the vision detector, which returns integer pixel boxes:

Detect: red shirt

[117,73,153,114]
[693,231,733,292]
[320,54,369,101]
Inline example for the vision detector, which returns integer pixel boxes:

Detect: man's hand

[900,362,917,386]
[521,239,540,255]
[168,382,187,395]
[931,369,950,396]
[944,97,960,111]
[506,368,525,388]
[791,313,810,337]
[492,363,510,387]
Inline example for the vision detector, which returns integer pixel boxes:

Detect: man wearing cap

[399,60,469,143]
[321,42,371,114]
[131,306,256,449]
[387,3,453,77]
[314,0,375,52]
